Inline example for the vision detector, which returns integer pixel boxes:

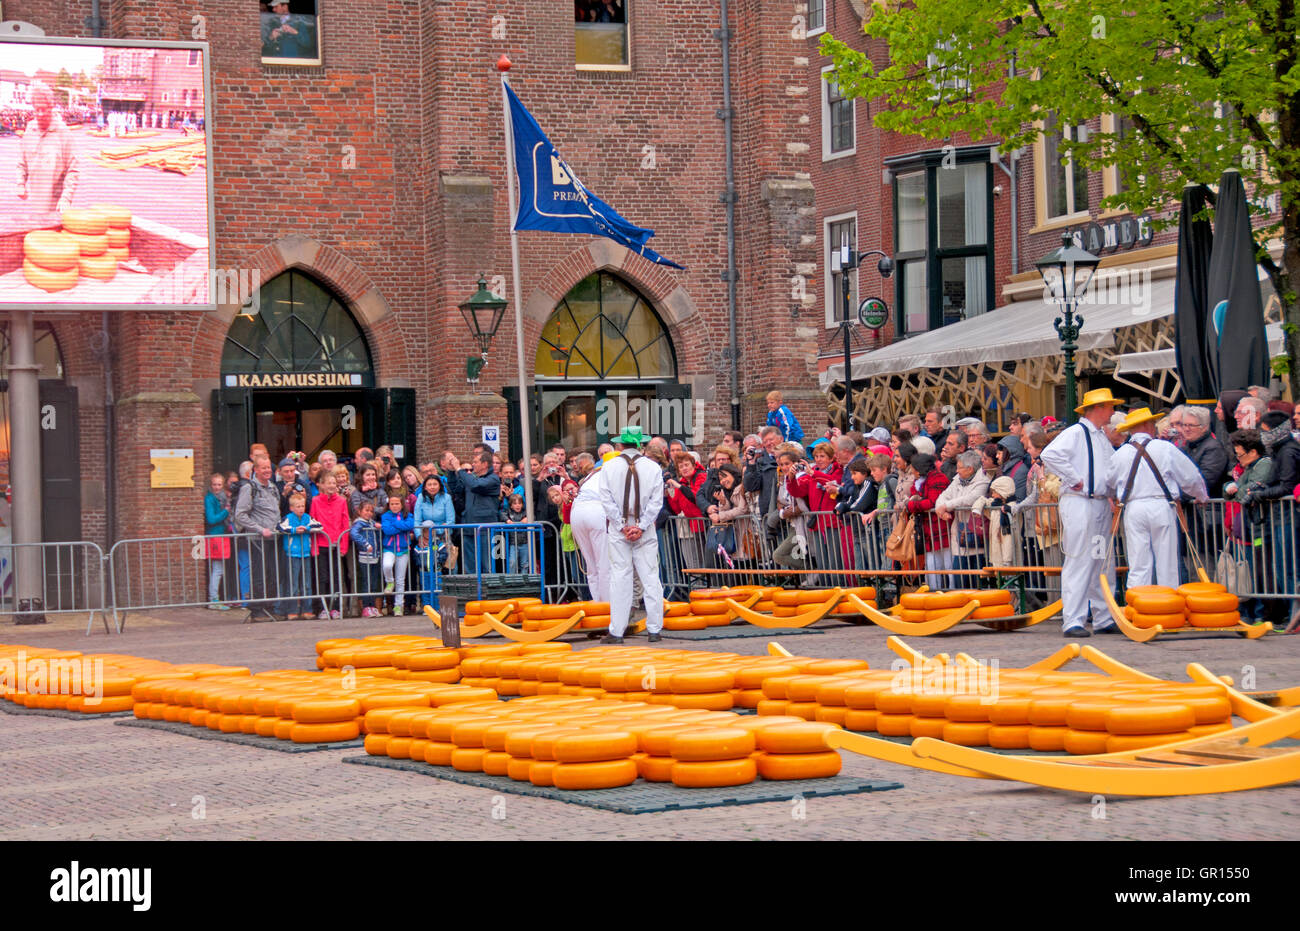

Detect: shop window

[926,39,970,101]
[222,271,371,380]
[536,272,674,379]
[807,0,825,35]
[188,49,200,66]
[822,66,854,159]
[575,0,629,70]
[261,1,321,66]
[825,214,856,326]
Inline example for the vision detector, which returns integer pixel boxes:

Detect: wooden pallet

[845,593,1061,636]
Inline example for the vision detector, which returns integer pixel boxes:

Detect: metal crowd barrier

[25,496,1300,635]
[0,541,109,635]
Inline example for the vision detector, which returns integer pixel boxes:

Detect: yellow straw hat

[1073,387,1122,414]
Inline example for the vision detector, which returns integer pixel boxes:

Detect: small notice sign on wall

[150,449,194,489]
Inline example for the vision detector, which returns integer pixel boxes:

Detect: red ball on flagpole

[496,54,512,72]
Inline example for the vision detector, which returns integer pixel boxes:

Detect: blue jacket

[460,468,504,524]
[381,509,416,553]
[278,511,321,558]
[767,405,804,443]
[204,491,231,536]
[349,517,381,564]
[414,492,455,533]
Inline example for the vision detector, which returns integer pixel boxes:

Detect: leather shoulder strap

[1136,441,1174,502]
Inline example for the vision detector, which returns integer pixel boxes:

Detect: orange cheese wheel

[254,716,279,737]
[364,733,391,755]
[1184,592,1239,613]
[552,758,638,790]
[756,699,790,716]
[734,689,765,708]
[988,724,1031,749]
[423,741,457,766]
[1129,611,1186,630]
[1187,611,1240,629]
[357,692,430,713]
[669,669,735,693]
[664,614,708,630]
[1177,581,1228,597]
[800,659,870,676]
[22,260,79,292]
[1106,703,1196,735]
[64,230,109,256]
[755,750,842,780]
[814,705,849,726]
[759,676,799,700]
[1126,591,1185,615]
[1188,722,1233,738]
[1123,585,1174,604]
[873,689,914,715]
[61,208,109,235]
[785,676,832,702]
[528,760,558,786]
[926,590,978,609]
[506,756,535,781]
[1065,699,1133,732]
[635,754,676,782]
[670,727,755,761]
[1106,732,1194,753]
[900,609,929,623]
[105,227,131,248]
[480,750,512,776]
[553,730,638,763]
[661,601,693,617]
[290,698,361,724]
[843,709,878,732]
[1181,695,1232,724]
[842,680,891,710]
[579,615,613,629]
[290,720,359,743]
[1028,726,1069,751]
[972,604,1015,620]
[669,691,734,711]
[774,606,799,617]
[941,722,992,746]
[1064,728,1112,755]
[451,747,489,771]
[1027,697,1076,727]
[689,599,731,614]
[899,592,930,610]
[942,694,993,722]
[910,717,948,739]
[694,613,732,627]
[671,757,757,787]
[80,695,135,714]
[784,701,819,721]
[875,713,913,736]
[639,724,710,757]
[910,692,951,718]
[752,601,777,613]
[90,204,132,227]
[385,736,413,759]
[405,649,460,671]
[525,604,581,620]
[23,230,80,270]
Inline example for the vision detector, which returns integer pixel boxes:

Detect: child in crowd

[504,492,531,573]
[414,474,455,607]
[380,493,415,616]
[204,472,233,610]
[765,390,804,443]
[350,499,382,617]
[309,470,349,619]
[278,493,321,619]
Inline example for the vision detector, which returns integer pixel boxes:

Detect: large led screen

[0,38,214,309]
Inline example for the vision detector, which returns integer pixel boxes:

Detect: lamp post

[1036,231,1100,424]
[832,234,893,432]
[458,275,508,391]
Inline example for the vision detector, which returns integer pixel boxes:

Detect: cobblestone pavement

[3,608,1298,840]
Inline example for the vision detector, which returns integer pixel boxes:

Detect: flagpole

[498,55,536,523]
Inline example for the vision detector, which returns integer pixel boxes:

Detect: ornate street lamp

[1037,231,1101,423]
[831,231,893,431]
[458,275,508,387]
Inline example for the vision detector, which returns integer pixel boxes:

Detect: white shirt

[574,466,604,506]
[1106,434,1208,503]
[598,451,664,535]
[1039,418,1114,498]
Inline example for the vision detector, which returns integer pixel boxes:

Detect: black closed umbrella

[1173,184,1215,401]
[1206,169,1269,395]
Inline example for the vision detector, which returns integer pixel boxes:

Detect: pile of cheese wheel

[1123,582,1240,629]
[454,597,540,628]
[363,693,843,789]
[21,206,131,292]
[521,601,612,630]
[0,643,245,714]
[896,589,1015,623]
[662,586,880,630]
[753,664,1234,753]
[773,586,878,618]
[456,643,870,711]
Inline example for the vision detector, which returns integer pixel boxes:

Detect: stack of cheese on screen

[754,663,1234,754]
[21,205,131,292]
[1123,582,1240,629]
[0,643,228,714]
[521,600,610,630]
[362,691,844,789]
[896,588,1014,623]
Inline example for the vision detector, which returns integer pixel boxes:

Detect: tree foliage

[821,0,1300,379]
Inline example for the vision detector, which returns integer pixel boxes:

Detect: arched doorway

[513,271,689,457]
[212,270,414,470]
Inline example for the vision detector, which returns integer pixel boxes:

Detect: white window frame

[821,65,855,161]
[807,0,826,37]
[1032,114,1092,231]
[824,211,858,329]
[926,39,970,102]
[261,0,324,68]
[575,0,633,73]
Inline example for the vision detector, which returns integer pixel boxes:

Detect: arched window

[535,272,675,380]
[222,271,372,380]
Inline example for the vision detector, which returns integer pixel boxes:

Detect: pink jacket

[310,492,350,555]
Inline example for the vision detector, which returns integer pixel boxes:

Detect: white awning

[1113,323,1286,375]
[820,275,1176,388]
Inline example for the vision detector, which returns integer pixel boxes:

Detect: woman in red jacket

[309,470,350,618]
[666,451,709,590]
[904,452,951,590]
[786,441,843,585]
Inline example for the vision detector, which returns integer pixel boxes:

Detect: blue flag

[505,83,684,270]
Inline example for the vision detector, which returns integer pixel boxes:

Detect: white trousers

[569,499,609,603]
[1058,495,1116,630]
[924,547,952,592]
[607,530,664,636]
[1123,498,1178,589]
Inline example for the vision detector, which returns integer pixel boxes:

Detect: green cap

[617,426,646,447]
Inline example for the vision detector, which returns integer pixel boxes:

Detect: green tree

[822,0,1300,383]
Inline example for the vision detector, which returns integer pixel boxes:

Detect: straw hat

[1115,406,1164,433]
[1074,387,1121,414]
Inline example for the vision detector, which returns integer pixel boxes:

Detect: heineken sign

[1071,214,1155,254]
[857,296,889,330]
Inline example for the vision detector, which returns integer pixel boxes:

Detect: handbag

[1214,543,1252,595]
[444,541,459,570]
[706,523,737,555]
[885,513,917,563]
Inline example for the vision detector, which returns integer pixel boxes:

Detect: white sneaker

[394,605,404,616]
[318,610,330,620]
